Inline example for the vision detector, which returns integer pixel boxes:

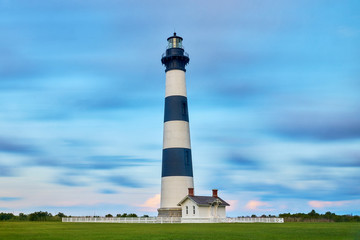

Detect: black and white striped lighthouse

[158,33,194,217]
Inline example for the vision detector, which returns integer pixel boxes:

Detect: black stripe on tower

[162,148,193,177]
[164,96,189,122]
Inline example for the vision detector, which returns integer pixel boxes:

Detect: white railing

[62,217,283,224]
[181,217,283,223]
[218,217,284,223]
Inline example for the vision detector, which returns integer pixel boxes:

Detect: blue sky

[0,0,359,217]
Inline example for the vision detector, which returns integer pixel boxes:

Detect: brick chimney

[188,188,194,196]
[212,189,218,198]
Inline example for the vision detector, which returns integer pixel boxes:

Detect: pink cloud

[226,200,238,211]
[308,200,349,208]
[245,200,270,210]
[138,194,160,212]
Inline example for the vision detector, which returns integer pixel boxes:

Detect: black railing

[161,51,189,58]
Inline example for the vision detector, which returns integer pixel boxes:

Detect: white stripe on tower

[158,33,193,217]
[165,70,187,97]
[163,121,191,149]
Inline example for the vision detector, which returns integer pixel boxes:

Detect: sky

[0,0,359,217]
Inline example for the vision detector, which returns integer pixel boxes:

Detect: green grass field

[0,222,359,240]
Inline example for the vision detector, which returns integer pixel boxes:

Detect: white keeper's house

[178,188,230,220]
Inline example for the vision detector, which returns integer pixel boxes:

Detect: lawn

[0,222,359,240]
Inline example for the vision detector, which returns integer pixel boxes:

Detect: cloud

[0,137,39,155]
[31,155,155,170]
[308,200,360,209]
[86,156,154,170]
[226,200,238,212]
[227,154,261,170]
[241,183,294,196]
[257,173,360,202]
[272,110,360,141]
[0,197,22,201]
[299,155,360,168]
[29,155,152,188]
[245,200,270,210]
[55,177,87,187]
[72,96,129,111]
[138,194,160,212]
[0,165,15,177]
[98,189,117,194]
[26,89,154,121]
[207,81,265,104]
[0,59,40,85]
[107,176,142,188]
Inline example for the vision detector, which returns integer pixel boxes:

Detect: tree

[279,213,291,218]
[29,211,52,221]
[0,212,15,221]
[116,213,137,218]
[18,213,28,221]
[308,210,319,218]
[105,214,113,218]
[55,212,66,218]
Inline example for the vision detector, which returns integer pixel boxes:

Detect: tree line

[0,212,148,221]
[1,210,359,222]
[0,211,66,221]
[278,210,360,222]
[105,213,145,218]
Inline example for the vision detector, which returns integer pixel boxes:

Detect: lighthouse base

[157,208,182,217]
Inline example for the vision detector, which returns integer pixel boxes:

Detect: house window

[186,206,188,215]
[193,206,195,214]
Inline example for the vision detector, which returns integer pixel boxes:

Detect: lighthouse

[158,33,194,217]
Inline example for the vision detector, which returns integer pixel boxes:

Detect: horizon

[0,0,359,217]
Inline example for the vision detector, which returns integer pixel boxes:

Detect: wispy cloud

[98,189,117,194]
[55,177,87,187]
[0,165,15,177]
[308,200,360,209]
[0,197,22,201]
[227,154,261,170]
[138,194,160,212]
[272,110,360,141]
[299,155,360,168]
[107,176,143,188]
[245,200,271,211]
[308,200,345,208]
[226,200,238,212]
[31,155,155,170]
[0,137,39,155]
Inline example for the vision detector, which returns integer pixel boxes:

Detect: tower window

[182,101,187,116]
[186,206,188,215]
[193,206,195,214]
[185,150,190,166]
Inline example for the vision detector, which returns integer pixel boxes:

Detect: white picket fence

[62,217,284,224]
[62,217,180,223]
[182,217,284,223]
